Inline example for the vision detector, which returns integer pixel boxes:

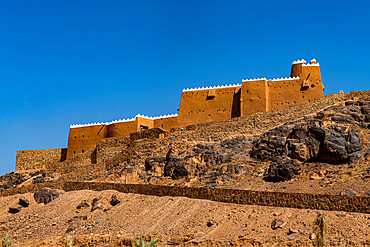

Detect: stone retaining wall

[1,181,368,214]
[15,148,67,172]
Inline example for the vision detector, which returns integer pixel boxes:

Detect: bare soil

[0,190,369,246]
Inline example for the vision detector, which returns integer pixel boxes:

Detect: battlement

[70,113,178,129]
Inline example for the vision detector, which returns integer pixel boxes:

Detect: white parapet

[182,83,241,92]
[70,113,179,129]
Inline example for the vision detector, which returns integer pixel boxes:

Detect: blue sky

[0,1,369,176]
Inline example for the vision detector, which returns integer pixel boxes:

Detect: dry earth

[0,190,369,246]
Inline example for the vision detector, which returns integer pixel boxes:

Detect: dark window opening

[140,125,149,130]
[73,151,76,154]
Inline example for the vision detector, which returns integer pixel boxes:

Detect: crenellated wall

[177,85,242,126]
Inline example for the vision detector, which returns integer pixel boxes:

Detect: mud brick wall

[62,182,369,214]
[15,149,67,172]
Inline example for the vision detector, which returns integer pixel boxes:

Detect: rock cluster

[34,188,60,204]
[252,101,369,181]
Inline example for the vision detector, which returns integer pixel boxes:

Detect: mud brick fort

[16,59,324,172]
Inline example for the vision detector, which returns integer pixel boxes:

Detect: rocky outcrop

[251,101,369,181]
[34,188,61,204]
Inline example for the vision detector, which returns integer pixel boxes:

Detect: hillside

[0,91,369,246]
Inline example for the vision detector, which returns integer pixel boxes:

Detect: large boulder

[34,188,60,204]
[264,156,301,182]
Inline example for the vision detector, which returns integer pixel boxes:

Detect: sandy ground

[0,190,369,246]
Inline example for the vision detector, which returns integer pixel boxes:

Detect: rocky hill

[0,91,369,246]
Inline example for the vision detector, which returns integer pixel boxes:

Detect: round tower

[290,59,306,77]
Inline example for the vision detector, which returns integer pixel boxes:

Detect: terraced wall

[1,181,369,214]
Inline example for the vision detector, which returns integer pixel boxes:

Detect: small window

[73,151,76,154]
[82,150,84,153]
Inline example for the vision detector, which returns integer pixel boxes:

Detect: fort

[15,58,324,171]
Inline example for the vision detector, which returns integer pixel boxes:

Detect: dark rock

[206,219,217,227]
[18,197,29,207]
[34,188,60,204]
[164,148,188,179]
[8,206,22,214]
[77,199,90,210]
[32,176,45,184]
[66,222,80,233]
[110,194,120,206]
[145,157,165,171]
[271,218,286,230]
[264,157,301,182]
[91,197,103,212]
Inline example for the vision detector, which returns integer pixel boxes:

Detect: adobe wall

[268,62,324,111]
[1,181,368,213]
[67,124,108,158]
[106,120,137,138]
[153,116,179,130]
[15,148,67,173]
[177,86,242,126]
[241,61,324,115]
[241,79,269,115]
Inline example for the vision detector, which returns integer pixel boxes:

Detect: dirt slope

[0,190,369,246]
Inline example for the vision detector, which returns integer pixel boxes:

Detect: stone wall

[1,181,368,213]
[15,148,67,172]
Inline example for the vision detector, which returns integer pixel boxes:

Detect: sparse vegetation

[64,235,73,247]
[133,237,158,247]
[313,212,326,247]
[2,233,12,247]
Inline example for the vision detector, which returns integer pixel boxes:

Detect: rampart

[15,148,67,173]
[65,58,324,157]
[1,181,369,213]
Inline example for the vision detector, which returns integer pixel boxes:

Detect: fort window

[74,136,76,139]
[140,125,149,130]
[82,150,84,153]
[73,151,76,154]
[247,90,249,93]
[82,135,84,138]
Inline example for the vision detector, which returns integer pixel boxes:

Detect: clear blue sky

[0,1,369,176]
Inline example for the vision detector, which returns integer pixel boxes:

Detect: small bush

[65,235,73,247]
[133,237,158,247]
[313,212,325,247]
[2,233,12,247]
